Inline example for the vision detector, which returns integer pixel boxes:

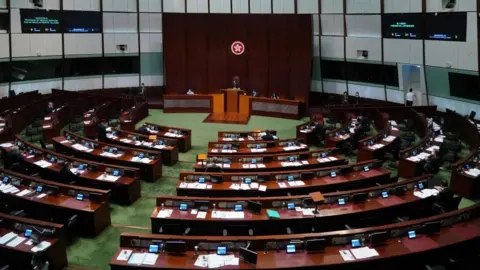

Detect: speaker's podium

[204,88,251,124]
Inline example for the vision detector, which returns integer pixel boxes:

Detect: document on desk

[197,183,207,189]
[117,250,133,261]
[194,255,209,268]
[301,160,309,165]
[34,160,53,168]
[142,253,158,265]
[250,182,259,189]
[278,182,287,188]
[295,180,305,186]
[257,164,266,168]
[179,182,188,188]
[128,253,146,265]
[240,183,251,190]
[350,247,379,259]
[288,181,297,187]
[6,236,26,247]
[0,232,17,245]
[0,143,13,148]
[302,208,315,216]
[30,241,51,253]
[242,164,249,168]
[249,164,257,168]
[259,185,267,192]
[339,250,356,261]
[16,189,32,197]
[157,209,173,218]
[196,211,207,219]
[223,163,230,168]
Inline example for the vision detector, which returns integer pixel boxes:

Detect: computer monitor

[198,177,205,183]
[50,157,56,163]
[138,153,144,159]
[321,153,327,158]
[78,164,86,170]
[149,244,159,253]
[287,175,294,181]
[239,247,257,265]
[3,176,9,183]
[132,136,136,141]
[286,244,296,253]
[234,204,243,211]
[287,202,295,210]
[369,231,388,246]
[330,171,337,178]
[335,133,339,137]
[352,193,368,203]
[370,140,374,145]
[351,239,361,248]
[165,241,186,254]
[289,156,295,162]
[418,182,425,189]
[76,194,84,201]
[408,231,416,239]
[223,145,228,149]
[256,144,261,149]
[108,148,114,153]
[179,203,188,211]
[424,221,441,235]
[251,159,257,164]
[113,170,120,176]
[412,151,417,156]
[466,163,471,169]
[305,239,326,253]
[217,246,227,255]
[244,178,252,184]
[246,200,262,214]
[36,185,43,193]
[381,191,389,198]
[24,229,32,238]
[363,166,369,172]
[338,198,345,205]
[84,142,90,148]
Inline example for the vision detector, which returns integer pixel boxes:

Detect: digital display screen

[286,245,296,253]
[25,229,32,238]
[198,177,205,183]
[113,170,119,176]
[418,183,424,189]
[289,157,295,162]
[351,239,361,248]
[235,204,242,211]
[179,203,187,211]
[330,172,337,178]
[425,12,467,41]
[244,178,252,184]
[217,247,227,255]
[338,198,345,205]
[321,153,327,158]
[138,153,144,159]
[79,164,86,170]
[36,186,43,193]
[382,191,389,198]
[287,176,294,181]
[21,9,61,33]
[62,11,102,33]
[3,176,9,183]
[149,244,159,253]
[76,194,84,201]
[370,140,374,145]
[256,145,261,149]
[408,231,416,239]
[382,13,423,39]
[223,145,228,149]
[251,159,256,164]
[363,166,369,172]
[287,203,295,210]
[132,136,137,141]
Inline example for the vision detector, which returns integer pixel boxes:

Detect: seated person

[187,89,195,95]
[59,162,78,182]
[4,146,24,169]
[137,125,149,134]
[97,121,108,140]
[252,89,258,97]
[424,150,441,173]
[261,130,276,140]
[271,92,279,99]
[46,102,55,114]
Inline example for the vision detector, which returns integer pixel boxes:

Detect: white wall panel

[141,75,164,86]
[313,35,320,56]
[10,9,21,34]
[425,12,477,71]
[346,37,382,61]
[311,80,323,92]
[348,83,385,100]
[346,15,381,37]
[104,75,140,88]
[103,13,138,33]
[140,33,163,52]
[11,80,62,95]
[383,39,423,65]
[163,0,185,12]
[0,0,6,9]
[11,0,60,9]
[429,95,480,116]
[104,33,139,54]
[140,13,162,33]
[383,0,421,13]
[64,77,103,91]
[139,0,163,12]
[103,0,137,12]
[321,0,344,13]
[321,36,345,59]
[312,15,320,35]
[63,0,101,11]
[0,34,9,59]
[324,80,347,95]
[12,34,62,57]
[250,0,271,14]
[232,0,249,13]
[298,0,319,14]
[210,0,231,13]
[64,34,102,55]
[187,0,209,13]
[426,0,477,12]
[321,15,344,36]
[346,0,380,14]
[0,85,9,98]
[386,88,405,104]
[273,0,295,14]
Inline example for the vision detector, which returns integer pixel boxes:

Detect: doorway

[398,64,428,106]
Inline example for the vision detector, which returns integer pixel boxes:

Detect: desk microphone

[194,246,199,256]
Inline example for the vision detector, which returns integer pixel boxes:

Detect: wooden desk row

[208,138,308,156]
[83,100,123,138]
[119,102,149,132]
[0,213,68,270]
[153,176,433,236]
[218,130,277,142]
[54,131,163,182]
[177,160,388,197]
[194,149,346,173]
[110,204,480,269]
[139,122,192,152]
[325,114,356,148]
[1,137,141,205]
[104,127,179,165]
[0,168,111,237]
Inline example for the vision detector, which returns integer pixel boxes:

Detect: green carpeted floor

[64,110,478,269]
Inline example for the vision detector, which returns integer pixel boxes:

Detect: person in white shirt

[406,88,416,106]
[252,89,258,97]
[187,89,194,95]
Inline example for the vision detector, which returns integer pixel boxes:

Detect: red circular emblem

[231,41,245,55]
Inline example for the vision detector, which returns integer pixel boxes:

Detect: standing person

[46,102,55,114]
[342,92,349,104]
[406,88,416,107]
[355,92,360,105]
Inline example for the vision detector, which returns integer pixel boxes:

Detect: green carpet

[64,110,478,269]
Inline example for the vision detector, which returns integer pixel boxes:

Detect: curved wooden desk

[163,94,213,113]
[218,130,278,142]
[53,132,162,182]
[177,160,388,197]
[0,168,111,237]
[112,204,480,269]
[153,176,433,236]
[119,102,149,132]
[138,123,192,152]
[1,137,141,205]
[104,127,179,165]
[208,138,308,156]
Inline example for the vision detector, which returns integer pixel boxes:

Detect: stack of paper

[368,144,384,150]
[120,138,132,143]
[229,184,240,190]
[414,188,439,199]
[157,209,173,218]
[179,182,188,188]
[257,164,266,168]
[16,189,33,197]
[6,236,26,247]
[426,145,440,152]
[277,182,287,188]
[0,142,13,148]
[0,232,18,245]
[211,211,245,219]
[31,241,51,253]
[383,136,396,142]
[465,168,480,177]
[117,250,133,261]
[194,254,239,268]
[350,247,379,259]
[34,160,53,168]
[97,174,120,182]
[154,144,166,149]
[0,184,19,194]
[434,135,445,143]
[250,148,266,152]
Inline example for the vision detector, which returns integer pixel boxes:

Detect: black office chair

[39,140,47,149]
